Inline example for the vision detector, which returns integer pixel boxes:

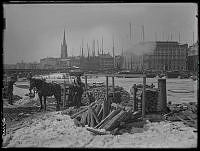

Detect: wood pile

[133,84,159,113]
[62,100,140,135]
[145,88,159,113]
[163,102,197,129]
[81,86,130,106]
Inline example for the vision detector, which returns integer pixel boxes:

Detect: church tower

[61,30,68,58]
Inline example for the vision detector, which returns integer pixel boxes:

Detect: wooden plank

[90,107,100,124]
[95,103,101,115]
[81,111,87,125]
[88,107,95,127]
[95,109,121,129]
[71,107,88,119]
[103,110,126,131]
[103,76,109,119]
[87,109,91,127]
[176,115,196,128]
[142,76,146,118]
[97,104,103,118]
[103,111,126,130]
[85,111,89,125]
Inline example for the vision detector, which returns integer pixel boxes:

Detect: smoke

[124,41,156,56]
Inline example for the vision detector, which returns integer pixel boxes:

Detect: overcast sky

[3,3,198,64]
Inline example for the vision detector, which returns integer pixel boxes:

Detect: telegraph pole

[129,22,132,40]
[102,36,104,55]
[142,25,145,42]
[112,35,115,71]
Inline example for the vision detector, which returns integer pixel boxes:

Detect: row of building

[4,30,198,74]
[123,41,198,73]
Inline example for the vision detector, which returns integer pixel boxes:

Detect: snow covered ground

[13,77,197,103]
[8,78,197,107]
[3,111,197,148]
[3,82,40,108]
[3,78,197,148]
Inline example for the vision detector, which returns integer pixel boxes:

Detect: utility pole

[171,32,173,41]
[82,38,84,57]
[102,36,104,55]
[155,32,157,41]
[87,43,89,60]
[94,40,95,57]
[179,32,181,43]
[112,35,115,71]
[129,22,132,41]
[97,40,99,56]
[162,32,164,41]
[142,25,145,42]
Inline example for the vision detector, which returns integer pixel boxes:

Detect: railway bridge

[3,68,70,77]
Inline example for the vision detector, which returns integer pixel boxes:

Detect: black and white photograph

[2,2,198,148]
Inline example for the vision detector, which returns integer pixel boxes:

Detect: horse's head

[30,78,44,90]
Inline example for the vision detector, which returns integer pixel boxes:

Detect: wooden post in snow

[103,76,109,119]
[158,78,167,112]
[142,75,146,119]
[63,80,66,108]
[85,75,88,90]
[132,84,137,112]
[112,75,115,104]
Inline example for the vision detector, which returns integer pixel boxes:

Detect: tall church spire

[63,29,66,45]
[61,29,68,58]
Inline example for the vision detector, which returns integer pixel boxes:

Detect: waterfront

[14,76,197,104]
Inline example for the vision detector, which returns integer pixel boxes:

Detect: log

[95,109,121,129]
[87,109,91,127]
[103,111,126,130]
[95,103,102,115]
[98,110,126,129]
[90,107,100,124]
[81,111,87,125]
[85,110,89,125]
[103,110,126,131]
[88,107,95,127]
[86,127,108,135]
[70,107,88,119]
[176,115,197,128]
[97,104,103,119]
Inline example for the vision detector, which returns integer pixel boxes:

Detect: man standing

[7,77,16,105]
[27,72,33,94]
[74,76,85,108]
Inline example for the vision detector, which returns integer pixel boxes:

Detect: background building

[187,42,198,73]
[122,41,188,72]
[99,53,114,72]
[144,41,188,71]
[40,57,59,69]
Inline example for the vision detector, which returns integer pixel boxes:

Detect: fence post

[142,75,146,119]
[103,76,109,119]
[158,78,167,112]
[132,84,137,112]
[85,75,87,90]
[63,80,66,108]
[112,75,115,99]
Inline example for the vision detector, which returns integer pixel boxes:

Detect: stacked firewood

[133,84,159,113]
[81,86,130,106]
[145,88,159,113]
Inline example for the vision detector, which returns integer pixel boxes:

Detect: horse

[30,78,61,111]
